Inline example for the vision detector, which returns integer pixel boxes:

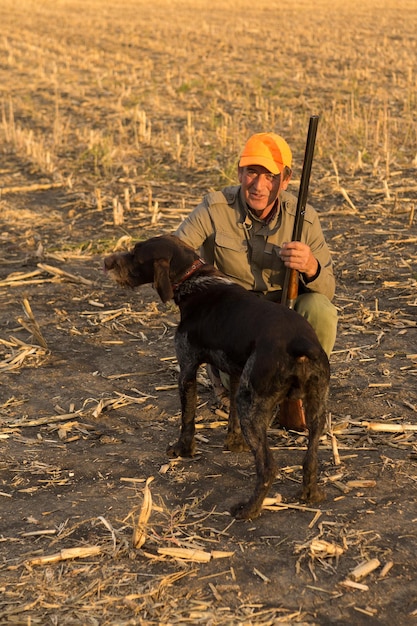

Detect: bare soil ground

[1,152,417,625]
[1,1,417,624]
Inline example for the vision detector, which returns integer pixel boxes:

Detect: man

[174,132,337,429]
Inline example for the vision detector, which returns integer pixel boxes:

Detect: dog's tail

[288,336,324,362]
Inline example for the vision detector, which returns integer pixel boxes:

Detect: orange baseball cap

[239,132,292,174]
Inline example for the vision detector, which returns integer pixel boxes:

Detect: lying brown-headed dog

[104,234,330,520]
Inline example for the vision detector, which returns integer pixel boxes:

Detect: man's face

[238,165,289,215]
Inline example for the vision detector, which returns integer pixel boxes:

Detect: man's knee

[294,293,338,356]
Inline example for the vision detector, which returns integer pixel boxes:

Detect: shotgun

[281,115,319,309]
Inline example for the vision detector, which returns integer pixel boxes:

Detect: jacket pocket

[214,232,249,282]
[215,232,247,252]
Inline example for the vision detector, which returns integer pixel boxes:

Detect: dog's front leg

[166,367,198,458]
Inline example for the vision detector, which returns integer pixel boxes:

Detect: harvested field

[1,0,417,624]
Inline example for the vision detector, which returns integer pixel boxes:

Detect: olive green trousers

[294,292,338,357]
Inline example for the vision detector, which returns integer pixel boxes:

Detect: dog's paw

[166,440,195,458]
[230,500,261,520]
[299,486,326,504]
[224,433,250,453]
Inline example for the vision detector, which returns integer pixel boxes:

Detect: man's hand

[279,241,319,280]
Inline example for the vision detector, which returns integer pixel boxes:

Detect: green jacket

[174,185,335,301]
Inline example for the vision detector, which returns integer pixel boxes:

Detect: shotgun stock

[281,115,319,309]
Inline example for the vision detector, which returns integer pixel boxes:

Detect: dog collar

[172,258,206,291]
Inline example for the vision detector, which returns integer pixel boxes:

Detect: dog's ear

[153,258,174,302]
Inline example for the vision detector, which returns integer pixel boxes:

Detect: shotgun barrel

[281,115,319,309]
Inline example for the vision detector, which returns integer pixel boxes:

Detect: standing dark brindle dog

[104,234,330,520]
